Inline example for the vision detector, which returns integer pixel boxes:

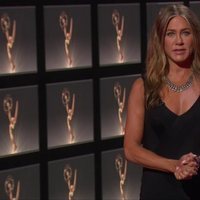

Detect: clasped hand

[174,152,200,180]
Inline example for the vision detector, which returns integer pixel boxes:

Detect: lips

[173,49,186,55]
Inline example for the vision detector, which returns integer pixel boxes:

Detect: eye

[166,31,175,37]
[182,31,191,36]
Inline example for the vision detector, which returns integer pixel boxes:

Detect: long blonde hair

[145,4,200,108]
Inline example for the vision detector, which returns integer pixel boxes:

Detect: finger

[186,161,199,168]
[184,153,197,160]
[181,166,198,177]
[181,155,198,165]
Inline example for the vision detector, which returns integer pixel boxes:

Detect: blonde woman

[124,4,200,199]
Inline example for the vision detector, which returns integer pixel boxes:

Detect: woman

[124,4,200,200]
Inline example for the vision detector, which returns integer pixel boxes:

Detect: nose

[175,34,183,45]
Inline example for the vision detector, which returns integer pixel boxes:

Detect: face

[164,16,194,67]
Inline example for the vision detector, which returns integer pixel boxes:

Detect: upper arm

[124,78,178,172]
[124,77,145,148]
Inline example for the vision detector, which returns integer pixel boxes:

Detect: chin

[172,56,191,64]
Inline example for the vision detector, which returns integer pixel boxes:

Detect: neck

[168,57,193,71]
[167,64,192,79]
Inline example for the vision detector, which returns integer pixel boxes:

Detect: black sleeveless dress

[140,96,200,200]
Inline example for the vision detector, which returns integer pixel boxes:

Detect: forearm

[124,142,177,173]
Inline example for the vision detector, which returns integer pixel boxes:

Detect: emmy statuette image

[59,11,73,68]
[62,88,75,143]
[5,175,20,200]
[3,95,19,153]
[112,9,124,63]
[64,164,77,200]
[1,13,16,72]
[115,154,127,200]
[114,82,126,135]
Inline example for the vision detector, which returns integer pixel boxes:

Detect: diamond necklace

[164,74,193,93]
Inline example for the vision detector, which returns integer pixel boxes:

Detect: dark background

[0,0,198,199]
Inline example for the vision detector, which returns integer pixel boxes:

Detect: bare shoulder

[129,77,145,99]
[126,77,145,111]
[132,77,144,89]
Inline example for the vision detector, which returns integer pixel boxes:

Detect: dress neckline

[162,95,200,117]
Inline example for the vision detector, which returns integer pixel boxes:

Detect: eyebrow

[166,28,191,32]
